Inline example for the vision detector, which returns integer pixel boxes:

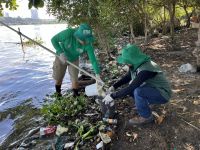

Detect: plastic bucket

[85,83,98,96]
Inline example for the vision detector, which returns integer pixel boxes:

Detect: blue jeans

[132,85,168,118]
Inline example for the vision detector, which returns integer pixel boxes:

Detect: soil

[1,28,200,150]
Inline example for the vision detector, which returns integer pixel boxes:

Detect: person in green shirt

[51,23,101,97]
[102,44,172,125]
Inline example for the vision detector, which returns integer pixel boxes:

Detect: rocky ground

[1,28,200,150]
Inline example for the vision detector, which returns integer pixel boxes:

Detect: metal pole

[0,21,104,85]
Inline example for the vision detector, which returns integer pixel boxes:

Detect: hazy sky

[3,0,55,19]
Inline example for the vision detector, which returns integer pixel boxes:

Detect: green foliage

[0,0,18,16]
[41,95,87,125]
[28,0,44,9]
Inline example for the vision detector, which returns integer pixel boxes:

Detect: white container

[85,83,98,96]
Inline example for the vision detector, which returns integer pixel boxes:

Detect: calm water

[0,24,72,144]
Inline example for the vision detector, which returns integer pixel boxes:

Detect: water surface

[0,24,71,144]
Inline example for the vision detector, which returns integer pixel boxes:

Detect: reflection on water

[0,117,14,145]
[0,24,72,111]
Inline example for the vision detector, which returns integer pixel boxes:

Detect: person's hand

[59,53,67,64]
[102,94,114,106]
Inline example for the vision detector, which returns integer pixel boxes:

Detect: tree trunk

[144,0,148,44]
[94,25,110,58]
[162,6,167,35]
[184,6,195,28]
[144,13,148,44]
[167,1,176,41]
[129,24,136,44]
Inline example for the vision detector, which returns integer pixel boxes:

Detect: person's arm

[111,70,157,99]
[51,29,71,55]
[112,71,132,89]
[86,44,100,74]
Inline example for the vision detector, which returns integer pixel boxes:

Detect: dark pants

[132,85,168,118]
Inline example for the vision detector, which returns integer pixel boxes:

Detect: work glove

[96,74,105,97]
[59,53,67,64]
[108,86,115,93]
[102,94,114,106]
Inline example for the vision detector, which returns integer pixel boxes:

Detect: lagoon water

[0,24,71,144]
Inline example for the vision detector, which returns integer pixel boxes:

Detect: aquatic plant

[41,95,87,126]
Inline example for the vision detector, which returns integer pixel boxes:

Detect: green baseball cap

[74,23,95,44]
[117,44,150,69]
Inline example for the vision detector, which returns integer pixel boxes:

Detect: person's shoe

[128,115,154,126]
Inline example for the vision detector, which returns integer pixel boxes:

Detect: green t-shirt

[51,28,100,74]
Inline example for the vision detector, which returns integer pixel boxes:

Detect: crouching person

[103,44,172,126]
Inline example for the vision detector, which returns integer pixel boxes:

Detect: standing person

[51,23,101,97]
[103,44,172,125]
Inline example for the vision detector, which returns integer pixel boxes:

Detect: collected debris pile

[9,93,118,149]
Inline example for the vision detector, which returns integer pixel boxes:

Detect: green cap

[74,23,94,44]
[117,44,150,69]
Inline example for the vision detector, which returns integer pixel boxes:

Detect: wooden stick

[179,116,200,132]
[18,27,24,50]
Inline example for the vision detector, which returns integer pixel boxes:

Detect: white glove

[59,53,67,64]
[102,94,114,106]
[108,86,115,93]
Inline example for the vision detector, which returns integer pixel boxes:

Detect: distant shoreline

[0,17,67,25]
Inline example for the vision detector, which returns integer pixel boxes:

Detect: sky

[3,0,55,19]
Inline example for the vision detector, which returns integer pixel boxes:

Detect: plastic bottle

[102,118,117,125]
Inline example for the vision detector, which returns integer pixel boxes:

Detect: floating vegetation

[23,36,44,46]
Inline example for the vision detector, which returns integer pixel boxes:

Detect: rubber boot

[72,89,80,97]
[55,85,62,97]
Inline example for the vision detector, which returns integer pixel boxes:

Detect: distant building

[4,12,10,17]
[31,8,39,19]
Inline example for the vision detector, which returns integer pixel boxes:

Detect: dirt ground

[110,28,200,150]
